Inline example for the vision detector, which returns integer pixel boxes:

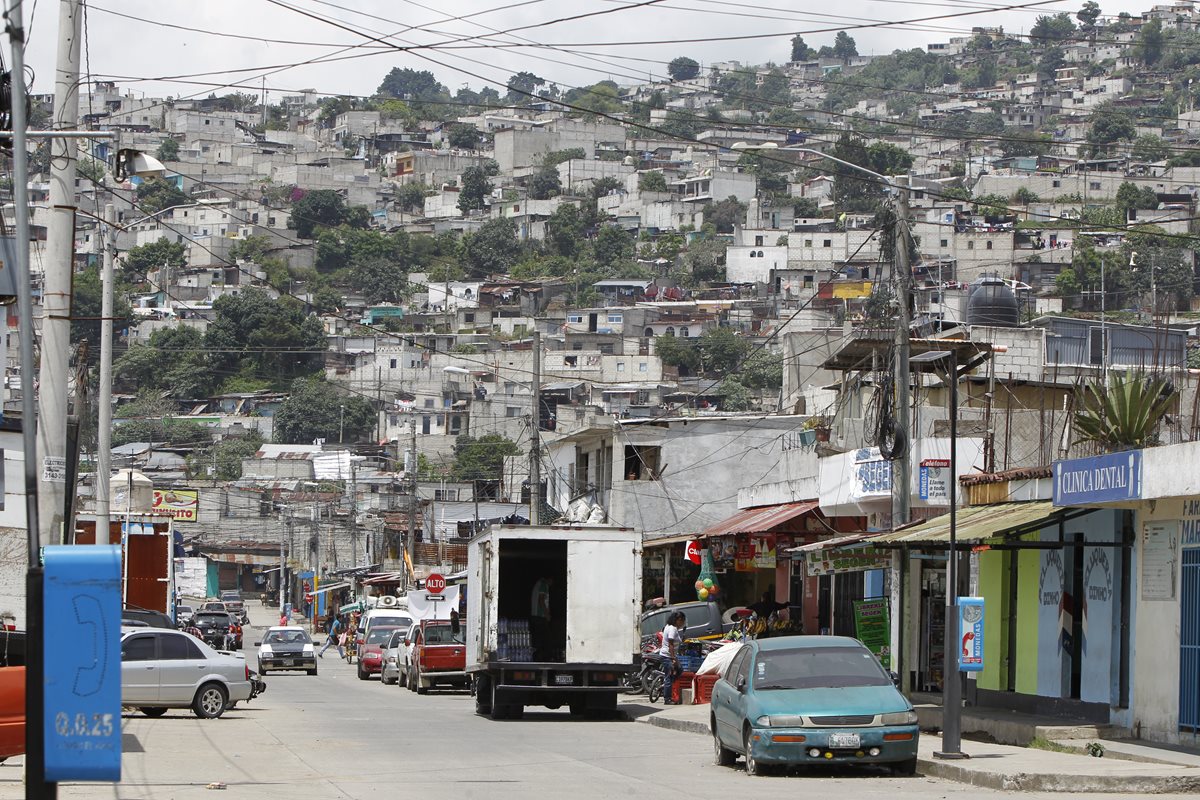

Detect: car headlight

[755,715,806,727]
[880,710,918,725]
[302,644,314,654]
[259,645,273,655]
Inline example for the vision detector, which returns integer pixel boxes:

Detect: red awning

[699,501,819,539]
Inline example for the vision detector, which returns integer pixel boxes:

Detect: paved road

[0,615,1190,799]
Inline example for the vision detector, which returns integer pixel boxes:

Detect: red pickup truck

[405,620,467,694]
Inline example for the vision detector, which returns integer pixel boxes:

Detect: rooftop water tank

[966,276,1019,327]
[110,468,154,514]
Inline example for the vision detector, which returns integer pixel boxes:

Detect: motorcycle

[250,670,266,700]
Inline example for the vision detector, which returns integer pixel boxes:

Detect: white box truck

[466,524,642,719]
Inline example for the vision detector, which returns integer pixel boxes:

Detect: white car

[380,628,406,685]
[121,628,252,719]
[396,622,420,688]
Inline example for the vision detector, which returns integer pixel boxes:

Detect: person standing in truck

[531,576,553,661]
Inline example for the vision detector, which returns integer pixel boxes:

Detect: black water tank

[966,276,1019,327]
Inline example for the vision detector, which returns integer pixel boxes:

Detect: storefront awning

[699,501,819,539]
[788,532,877,554]
[872,501,1067,547]
[309,582,350,595]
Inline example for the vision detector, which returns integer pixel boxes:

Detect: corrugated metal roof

[872,501,1058,545]
[699,501,819,539]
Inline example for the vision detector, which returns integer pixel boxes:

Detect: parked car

[120,627,252,719]
[199,601,227,614]
[380,629,406,686]
[397,622,420,689]
[220,592,248,624]
[356,625,402,680]
[407,619,467,694]
[193,611,242,650]
[355,610,412,655]
[710,636,918,776]
[122,606,174,630]
[256,627,317,675]
[175,605,196,628]
[640,601,727,648]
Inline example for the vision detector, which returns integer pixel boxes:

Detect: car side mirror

[889,670,900,687]
[736,674,747,692]
[253,641,262,646]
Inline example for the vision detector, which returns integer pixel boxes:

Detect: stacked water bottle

[497,618,534,661]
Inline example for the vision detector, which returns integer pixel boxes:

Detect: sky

[17,0,1165,104]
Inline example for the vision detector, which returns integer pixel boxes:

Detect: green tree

[654,334,702,375]
[545,204,585,258]
[866,142,914,175]
[791,35,814,62]
[273,378,376,444]
[833,31,858,61]
[155,138,180,162]
[638,171,669,192]
[668,56,700,81]
[290,189,360,238]
[137,177,189,214]
[396,182,430,214]
[1077,1,1101,34]
[704,196,747,233]
[115,325,214,398]
[828,133,885,212]
[528,165,562,200]
[77,158,106,185]
[450,434,520,482]
[1132,134,1169,163]
[719,376,753,411]
[458,166,492,214]
[543,148,587,168]
[594,225,635,267]
[230,234,273,264]
[1115,181,1160,216]
[70,267,131,350]
[120,238,187,282]
[567,82,623,117]
[461,218,520,276]
[377,68,446,102]
[505,71,545,101]
[204,289,327,387]
[697,326,750,374]
[1136,18,1165,65]
[1086,104,1136,156]
[445,123,479,150]
[682,236,727,284]
[113,417,212,448]
[193,432,265,480]
[1030,12,1077,43]
[1013,187,1040,204]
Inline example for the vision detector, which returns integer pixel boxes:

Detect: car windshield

[424,624,463,644]
[264,630,310,644]
[753,646,891,690]
[366,627,399,645]
[369,616,410,631]
[195,613,230,625]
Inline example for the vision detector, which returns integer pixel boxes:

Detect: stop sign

[426,573,446,594]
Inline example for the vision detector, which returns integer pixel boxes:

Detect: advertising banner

[957,596,985,672]
[806,547,890,576]
[152,489,199,522]
[853,598,891,669]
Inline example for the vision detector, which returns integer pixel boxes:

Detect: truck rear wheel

[475,675,493,716]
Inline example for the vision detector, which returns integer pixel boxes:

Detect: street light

[733,141,915,529]
[910,348,966,760]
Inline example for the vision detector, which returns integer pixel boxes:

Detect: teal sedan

[710,635,919,776]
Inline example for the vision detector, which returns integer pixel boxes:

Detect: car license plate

[554,674,574,685]
[281,659,293,666]
[830,733,861,748]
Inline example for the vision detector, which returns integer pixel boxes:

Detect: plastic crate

[678,654,704,673]
[692,673,718,704]
[672,671,696,703]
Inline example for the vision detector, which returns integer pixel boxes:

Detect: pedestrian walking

[319,615,344,658]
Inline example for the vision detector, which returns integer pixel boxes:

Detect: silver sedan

[121,628,252,719]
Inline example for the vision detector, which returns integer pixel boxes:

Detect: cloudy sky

[19,0,1160,102]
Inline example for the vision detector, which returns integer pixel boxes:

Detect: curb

[917,757,1200,794]
[637,710,1200,794]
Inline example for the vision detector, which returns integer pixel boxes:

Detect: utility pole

[36,0,84,548]
[95,204,116,547]
[406,419,417,589]
[530,331,542,525]
[892,181,913,529]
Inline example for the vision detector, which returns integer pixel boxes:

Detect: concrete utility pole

[530,331,542,525]
[406,419,417,588]
[95,204,116,546]
[892,181,913,529]
[36,0,83,547]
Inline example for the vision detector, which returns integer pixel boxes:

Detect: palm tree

[1073,369,1178,451]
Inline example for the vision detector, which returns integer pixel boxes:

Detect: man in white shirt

[657,612,686,704]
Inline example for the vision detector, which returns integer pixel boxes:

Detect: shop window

[803,275,813,287]
[823,239,832,247]
[665,327,675,337]
[565,355,578,367]
[623,444,662,480]
[680,326,690,337]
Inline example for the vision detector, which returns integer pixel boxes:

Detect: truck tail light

[245,665,251,681]
[591,671,618,685]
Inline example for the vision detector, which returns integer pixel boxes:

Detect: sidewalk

[627,701,1200,793]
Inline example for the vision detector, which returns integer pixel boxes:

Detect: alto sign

[1052,450,1142,506]
[425,573,446,594]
